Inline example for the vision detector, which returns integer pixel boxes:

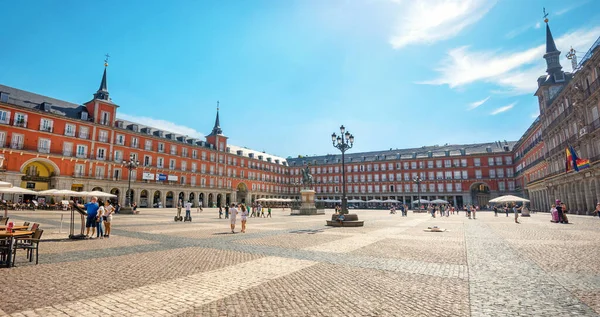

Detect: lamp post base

[119,207,136,214]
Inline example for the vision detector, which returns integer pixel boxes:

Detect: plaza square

[0,208,599,316]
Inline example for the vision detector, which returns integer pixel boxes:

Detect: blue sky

[1,0,599,158]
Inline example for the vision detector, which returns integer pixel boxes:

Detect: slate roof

[287,141,516,166]
[0,84,89,119]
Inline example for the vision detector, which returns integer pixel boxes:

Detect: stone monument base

[326,213,364,227]
[290,189,324,215]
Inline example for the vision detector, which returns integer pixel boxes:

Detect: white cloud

[389,0,496,49]
[535,22,541,29]
[490,102,516,115]
[556,0,589,16]
[468,96,490,110]
[420,26,600,95]
[117,113,204,138]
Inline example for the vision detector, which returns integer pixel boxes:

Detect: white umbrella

[0,181,13,188]
[348,199,365,203]
[55,189,85,196]
[382,199,400,203]
[85,190,117,198]
[431,199,449,204]
[368,199,383,203]
[37,189,60,196]
[412,199,430,204]
[489,195,530,203]
[0,187,38,195]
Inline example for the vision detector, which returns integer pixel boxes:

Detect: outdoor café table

[0,225,30,231]
[0,230,33,268]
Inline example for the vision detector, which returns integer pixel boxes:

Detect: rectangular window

[488,157,494,166]
[428,183,435,192]
[497,168,504,178]
[455,183,462,192]
[14,113,27,127]
[74,164,85,177]
[76,145,87,158]
[38,138,51,153]
[145,140,153,151]
[495,157,503,165]
[462,170,468,179]
[444,160,451,167]
[446,183,453,192]
[445,171,452,179]
[489,169,496,178]
[170,145,177,155]
[427,161,434,168]
[79,126,89,139]
[498,181,505,191]
[0,110,10,124]
[131,137,138,148]
[96,148,106,160]
[192,150,198,159]
[95,166,105,179]
[475,170,482,179]
[116,134,125,145]
[436,171,443,180]
[114,150,122,162]
[453,171,461,179]
[410,162,417,169]
[98,130,108,142]
[506,168,514,177]
[181,161,187,171]
[158,143,165,152]
[63,142,73,157]
[436,160,442,168]
[474,158,481,167]
[144,155,152,167]
[182,148,188,157]
[65,123,76,137]
[157,157,164,168]
[40,118,53,132]
[191,162,197,172]
[437,183,444,192]
[505,156,513,165]
[169,159,176,170]
[428,171,434,180]
[461,159,467,167]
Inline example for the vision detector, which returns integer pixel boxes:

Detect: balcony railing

[14,120,27,127]
[79,132,89,139]
[63,151,73,157]
[38,147,50,154]
[10,142,24,150]
[583,76,600,100]
[98,137,109,143]
[40,126,53,133]
[64,131,75,137]
[73,172,85,178]
[75,152,87,158]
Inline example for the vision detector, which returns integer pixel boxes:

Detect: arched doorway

[92,187,103,192]
[208,193,214,207]
[140,190,149,208]
[217,194,223,207]
[471,182,491,207]
[110,188,120,205]
[226,193,231,205]
[153,191,162,208]
[236,183,248,203]
[178,192,185,205]
[189,192,195,206]
[199,193,204,207]
[166,191,174,207]
[19,158,60,194]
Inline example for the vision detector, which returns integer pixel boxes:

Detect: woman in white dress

[229,203,238,233]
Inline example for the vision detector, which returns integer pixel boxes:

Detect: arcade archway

[153,191,162,208]
[208,193,214,207]
[217,194,223,207]
[236,183,248,203]
[471,182,491,207]
[110,188,120,205]
[166,191,174,207]
[140,190,149,207]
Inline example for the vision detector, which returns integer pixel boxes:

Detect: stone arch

[470,182,491,207]
[166,191,174,208]
[110,188,120,205]
[92,186,104,192]
[19,157,61,176]
[236,183,248,203]
[199,192,205,207]
[208,193,214,207]
[153,190,162,208]
[139,189,149,208]
[189,192,195,205]
[217,193,223,207]
[178,191,185,205]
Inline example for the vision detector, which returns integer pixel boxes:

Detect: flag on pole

[565,146,590,173]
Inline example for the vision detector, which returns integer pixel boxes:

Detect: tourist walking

[229,203,238,233]
[240,204,248,233]
[513,204,520,224]
[225,205,229,219]
[185,200,192,219]
[267,207,272,218]
[96,200,105,238]
[505,204,509,217]
[250,204,256,217]
[472,205,477,219]
[103,200,114,238]
[493,205,498,217]
[219,206,223,219]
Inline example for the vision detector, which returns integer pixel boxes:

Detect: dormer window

[0,92,9,103]
[80,111,88,120]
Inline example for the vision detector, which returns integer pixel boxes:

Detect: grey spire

[543,20,564,80]
[93,66,110,101]
[210,102,223,135]
[545,23,558,53]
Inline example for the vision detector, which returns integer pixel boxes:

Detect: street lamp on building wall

[331,125,354,214]
[413,176,422,210]
[122,155,139,207]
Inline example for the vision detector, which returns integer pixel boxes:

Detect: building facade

[524,19,600,214]
[0,17,599,212]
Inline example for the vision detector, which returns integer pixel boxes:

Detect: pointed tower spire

[542,9,565,81]
[210,101,223,135]
[94,54,110,101]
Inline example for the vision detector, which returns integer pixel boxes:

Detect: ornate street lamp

[413,176,422,211]
[122,155,139,207]
[331,125,354,214]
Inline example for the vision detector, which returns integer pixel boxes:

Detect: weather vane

[104,53,110,67]
[543,8,549,23]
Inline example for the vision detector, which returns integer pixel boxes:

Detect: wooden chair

[23,222,30,228]
[13,229,43,266]
[0,217,8,225]
[0,237,11,267]
[30,223,39,231]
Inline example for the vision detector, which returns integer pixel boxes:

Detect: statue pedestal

[291,189,324,215]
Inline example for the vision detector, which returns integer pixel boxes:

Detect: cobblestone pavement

[1,208,599,316]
